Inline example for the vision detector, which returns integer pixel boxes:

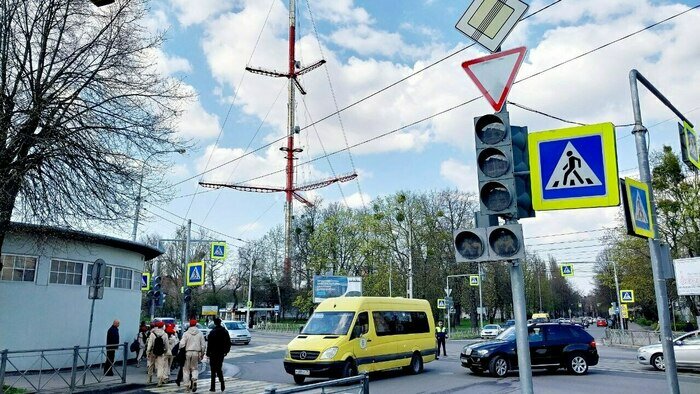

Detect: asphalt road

[223,326,700,394]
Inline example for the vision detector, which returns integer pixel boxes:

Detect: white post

[612,261,624,332]
[181,219,191,325]
[407,226,413,298]
[446,277,450,335]
[246,259,254,327]
[478,263,484,330]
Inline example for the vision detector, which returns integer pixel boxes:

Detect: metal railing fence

[264,374,369,394]
[603,329,684,346]
[0,342,128,393]
[254,323,304,334]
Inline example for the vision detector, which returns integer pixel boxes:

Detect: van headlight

[319,347,338,360]
[285,349,290,359]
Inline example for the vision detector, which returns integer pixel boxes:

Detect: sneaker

[192,382,198,392]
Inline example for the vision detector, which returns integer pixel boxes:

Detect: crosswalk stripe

[225,344,287,359]
[137,377,293,393]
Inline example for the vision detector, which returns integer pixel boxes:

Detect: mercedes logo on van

[300,351,307,359]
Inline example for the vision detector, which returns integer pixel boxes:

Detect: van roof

[315,296,431,311]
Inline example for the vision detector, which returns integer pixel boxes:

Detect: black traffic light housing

[152,276,162,299]
[454,224,525,262]
[184,287,192,303]
[90,0,116,6]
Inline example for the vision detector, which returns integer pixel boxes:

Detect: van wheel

[406,353,423,375]
[488,355,509,378]
[293,375,305,384]
[567,353,589,375]
[341,359,357,378]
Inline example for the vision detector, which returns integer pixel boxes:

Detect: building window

[133,272,142,291]
[50,260,84,285]
[87,264,112,288]
[1,254,37,282]
[114,267,133,289]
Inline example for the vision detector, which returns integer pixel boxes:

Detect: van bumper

[283,360,345,378]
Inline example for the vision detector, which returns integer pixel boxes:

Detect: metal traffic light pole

[628,70,692,394]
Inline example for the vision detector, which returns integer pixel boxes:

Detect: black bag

[153,334,166,356]
[176,346,187,366]
[129,339,139,353]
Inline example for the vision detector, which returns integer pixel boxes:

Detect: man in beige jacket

[178,319,206,392]
[146,321,171,386]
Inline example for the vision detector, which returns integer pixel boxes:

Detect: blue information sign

[312,276,362,303]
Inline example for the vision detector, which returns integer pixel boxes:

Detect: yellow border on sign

[683,121,700,170]
[210,242,227,261]
[620,290,635,303]
[186,261,205,286]
[141,272,151,291]
[624,177,655,238]
[469,275,480,286]
[560,264,574,277]
[437,299,446,309]
[529,123,620,210]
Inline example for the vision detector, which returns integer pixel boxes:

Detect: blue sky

[132,0,700,293]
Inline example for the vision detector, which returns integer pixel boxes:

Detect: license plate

[295,369,310,376]
[461,357,469,362]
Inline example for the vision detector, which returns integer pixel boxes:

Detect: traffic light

[184,287,192,303]
[474,111,534,219]
[454,228,489,262]
[90,0,116,6]
[152,276,162,299]
[156,292,166,308]
[454,224,525,262]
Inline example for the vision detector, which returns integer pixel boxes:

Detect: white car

[219,320,251,345]
[637,330,700,371]
[480,324,503,339]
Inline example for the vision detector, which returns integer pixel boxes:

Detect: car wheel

[488,355,509,378]
[567,354,589,375]
[406,352,423,375]
[293,375,305,384]
[651,353,665,371]
[341,359,357,379]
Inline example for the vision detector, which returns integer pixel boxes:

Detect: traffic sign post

[141,272,151,291]
[621,178,655,238]
[437,299,446,309]
[560,264,574,277]
[620,290,635,303]
[186,261,205,287]
[210,242,227,261]
[679,121,699,170]
[455,0,529,53]
[461,47,527,112]
[621,304,629,319]
[529,123,620,211]
[470,275,480,286]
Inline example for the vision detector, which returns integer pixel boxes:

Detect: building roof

[8,222,162,260]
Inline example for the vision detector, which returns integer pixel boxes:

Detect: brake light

[590,340,596,349]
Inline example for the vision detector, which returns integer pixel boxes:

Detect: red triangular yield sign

[461,46,527,112]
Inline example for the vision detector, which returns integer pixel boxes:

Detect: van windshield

[302,312,355,335]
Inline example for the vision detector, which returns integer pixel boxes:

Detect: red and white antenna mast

[200,0,356,285]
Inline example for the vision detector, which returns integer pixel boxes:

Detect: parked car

[181,322,210,339]
[461,323,599,377]
[637,330,700,371]
[480,324,503,339]
[503,320,516,328]
[596,318,608,327]
[219,320,251,345]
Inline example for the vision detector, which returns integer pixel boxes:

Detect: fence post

[70,345,79,392]
[122,342,128,383]
[0,349,7,390]
[362,372,370,393]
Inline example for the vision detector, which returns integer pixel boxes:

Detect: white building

[0,223,161,369]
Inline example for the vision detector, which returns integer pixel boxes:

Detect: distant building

[0,222,161,370]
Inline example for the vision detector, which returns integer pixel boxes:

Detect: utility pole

[536,263,543,312]
[478,263,484,329]
[246,259,254,326]
[407,226,413,299]
[199,0,355,291]
[612,260,624,331]
[181,219,191,325]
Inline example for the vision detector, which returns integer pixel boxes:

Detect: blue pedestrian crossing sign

[622,177,654,239]
[470,275,480,286]
[186,261,205,287]
[141,272,151,291]
[437,299,446,309]
[210,242,227,261]
[560,264,574,277]
[620,290,635,303]
[529,123,620,210]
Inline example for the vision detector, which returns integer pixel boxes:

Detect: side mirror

[298,325,304,334]
[675,340,683,346]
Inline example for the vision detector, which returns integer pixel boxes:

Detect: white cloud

[440,159,477,193]
[153,51,192,76]
[343,192,371,209]
[175,86,221,140]
[330,25,429,58]
[310,0,372,25]
[168,0,238,26]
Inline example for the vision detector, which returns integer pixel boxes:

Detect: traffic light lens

[478,148,510,178]
[454,231,485,260]
[481,182,512,212]
[475,115,507,145]
[489,228,520,257]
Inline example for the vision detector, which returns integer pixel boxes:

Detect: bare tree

[0,0,188,254]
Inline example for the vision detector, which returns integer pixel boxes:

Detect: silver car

[220,320,251,345]
[637,330,700,371]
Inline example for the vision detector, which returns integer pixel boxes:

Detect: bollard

[70,346,79,392]
[362,372,370,393]
[0,349,7,389]
[122,342,128,383]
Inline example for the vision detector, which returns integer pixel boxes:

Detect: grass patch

[3,386,27,394]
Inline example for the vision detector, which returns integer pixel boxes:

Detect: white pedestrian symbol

[622,292,632,301]
[141,276,147,286]
[546,142,602,190]
[190,267,201,281]
[214,246,224,256]
[471,277,478,285]
[634,191,648,224]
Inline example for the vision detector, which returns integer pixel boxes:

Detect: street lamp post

[131,149,185,241]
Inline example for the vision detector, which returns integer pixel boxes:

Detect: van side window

[372,311,429,336]
[352,312,369,339]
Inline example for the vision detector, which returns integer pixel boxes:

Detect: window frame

[49,258,85,286]
[113,267,134,290]
[87,263,113,288]
[371,310,430,337]
[0,254,39,283]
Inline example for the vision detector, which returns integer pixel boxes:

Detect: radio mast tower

[200,0,357,285]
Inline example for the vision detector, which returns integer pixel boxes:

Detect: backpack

[153,334,166,356]
[130,339,139,353]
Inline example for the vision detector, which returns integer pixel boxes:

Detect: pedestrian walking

[165,323,178,371]
[135,322,148,367]
[179,319,206,392]
[146,321,171,386]
[146,321,156,381]
[435,320,447,358]
[104,320,120,376]
[206,318,231,392]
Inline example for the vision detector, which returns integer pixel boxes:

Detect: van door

[350,312,372,372]
[368,311,399,371]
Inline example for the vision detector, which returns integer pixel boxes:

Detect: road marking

[225,343,288,359]
[137,377,293,393]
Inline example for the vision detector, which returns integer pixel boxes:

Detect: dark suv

[460,323,598,377]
